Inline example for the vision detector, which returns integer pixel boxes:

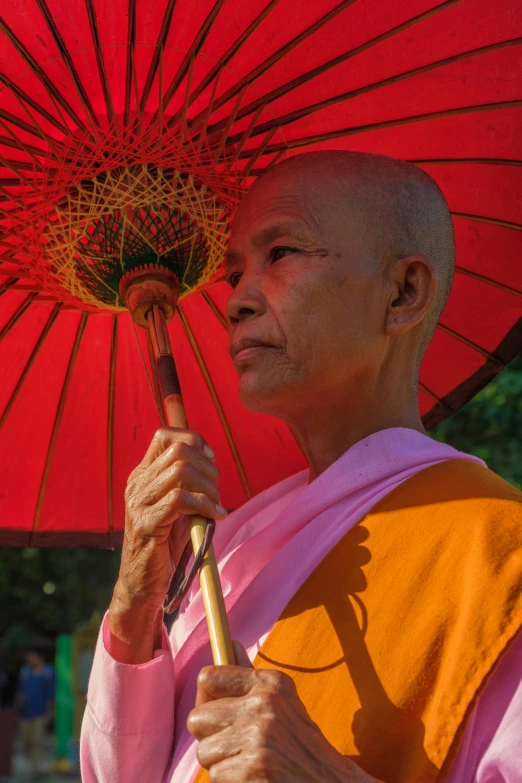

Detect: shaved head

[247,150,455,352]
[225,149,455,461]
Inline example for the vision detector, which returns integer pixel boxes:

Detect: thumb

[233,640,253,668]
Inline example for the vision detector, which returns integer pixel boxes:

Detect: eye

[227,271,242,289]
[270,246,297,263]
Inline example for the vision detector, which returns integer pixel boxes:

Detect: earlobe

[386,254,436,337]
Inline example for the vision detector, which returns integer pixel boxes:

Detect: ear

[385,254,436,336]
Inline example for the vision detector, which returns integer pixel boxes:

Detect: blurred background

[1,353,521,782]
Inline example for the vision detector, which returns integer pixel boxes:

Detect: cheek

[282,280,376,371]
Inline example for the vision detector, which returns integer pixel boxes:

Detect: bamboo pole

[147,304,235,666]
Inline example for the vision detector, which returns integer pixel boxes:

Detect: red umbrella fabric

[0,0,521,546]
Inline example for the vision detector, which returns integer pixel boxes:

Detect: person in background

[15,648,54,780]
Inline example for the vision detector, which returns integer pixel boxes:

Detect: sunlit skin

[225,163,436,481]
[109,152,452,781]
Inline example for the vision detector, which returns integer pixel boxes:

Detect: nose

[226,274,267,326]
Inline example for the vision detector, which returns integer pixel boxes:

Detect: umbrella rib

[153,0,227,123]
[0,302,61,432]
[0,134,48,159]
[411,158,522,167]
[437,322,504,366]
[85,0,115,123]
[199,0,358,130]
[208,0,464,137]
[176,304,252,499]
[0,17,87,132]
[418,381,452,411]
[139,0,178,113]
[0,292,37,342]
[169,0,281,130]
[224,36,522,145]
[32,311,88,537]
[241,99,522,156]
[0,73,69,136]
[455,266,522,298]
[451,211,522,232]
[201,290,227,328]
[124,0,137,127]
[106,315,117,536]
[35,0,99,130]
[0,276,17,295]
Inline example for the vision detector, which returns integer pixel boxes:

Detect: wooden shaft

[147,306,235,665]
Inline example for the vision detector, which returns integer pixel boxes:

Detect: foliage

[0,547,119,659]
[431,353,522,490]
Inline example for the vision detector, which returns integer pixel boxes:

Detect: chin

[238,375,287,416]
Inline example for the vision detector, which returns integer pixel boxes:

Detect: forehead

[229,175,328,248]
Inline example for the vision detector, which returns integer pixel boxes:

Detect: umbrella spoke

[205,0,462,138]
[0,17,87,133]
[177,302,251,499]
[195,0,357,131]
[32,310,88,537]
[154,0,227,125]
[138,0,178,114]
[242,99,522,155]
[169,0,281,131]
[224,37,522,146]
[85,0,116,124]
[0,301,61,431]
[455,266,522,298]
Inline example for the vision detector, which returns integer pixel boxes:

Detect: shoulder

[377,459,522,522]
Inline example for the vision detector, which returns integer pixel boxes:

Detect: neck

[287,375,424,482]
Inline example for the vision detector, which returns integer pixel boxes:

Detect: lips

[229,338,277,361]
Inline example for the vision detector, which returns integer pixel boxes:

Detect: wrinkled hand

[108,426,226,663]
[187,643,380,783]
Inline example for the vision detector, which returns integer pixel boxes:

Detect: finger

[196,726,241,770]
[196,665,257,703]
[139,427,214,469]
[148,439,219,483]
[146,461,221,507]
[187,698,239,741]
[232,642,253,669]
[202,755,246,783]
[154,488,227,525]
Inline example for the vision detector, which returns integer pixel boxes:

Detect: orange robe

[195,460,522,782]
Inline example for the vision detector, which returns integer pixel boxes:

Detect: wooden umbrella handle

[148,305,235,666]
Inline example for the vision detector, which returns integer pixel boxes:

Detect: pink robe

[80,429,522,782]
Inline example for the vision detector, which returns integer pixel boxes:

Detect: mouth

[229,338,278,362]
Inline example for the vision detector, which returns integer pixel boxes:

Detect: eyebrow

[225,220,315,268]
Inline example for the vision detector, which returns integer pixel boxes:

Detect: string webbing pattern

[8,118,247,310]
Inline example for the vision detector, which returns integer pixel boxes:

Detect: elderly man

[80,152,522,783]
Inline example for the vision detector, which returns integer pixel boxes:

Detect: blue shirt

[17,664,54,719]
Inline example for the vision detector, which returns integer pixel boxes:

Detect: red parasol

[1,1,521,543]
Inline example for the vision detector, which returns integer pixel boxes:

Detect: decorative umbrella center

[42,164,230,309]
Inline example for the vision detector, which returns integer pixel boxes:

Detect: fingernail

[215,504,227,516]
[204,445,216,459]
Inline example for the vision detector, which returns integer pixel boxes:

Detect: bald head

[245,150,455,350]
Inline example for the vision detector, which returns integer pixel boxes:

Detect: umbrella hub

[119,263,180,328]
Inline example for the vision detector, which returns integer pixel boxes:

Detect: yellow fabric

[194,460,522,783]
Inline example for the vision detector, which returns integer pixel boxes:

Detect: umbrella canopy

[0,0,521,547]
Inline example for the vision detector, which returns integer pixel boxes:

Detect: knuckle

[170,461,188,485]
[195,738,210,769]
[170,440,188,460]
[168,487,185,507]
[264,669,290,694]
[248,691,276,718]
[249,747,273,778]
[186,430,205,449]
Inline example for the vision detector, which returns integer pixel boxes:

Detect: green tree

[431,353,522,490]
